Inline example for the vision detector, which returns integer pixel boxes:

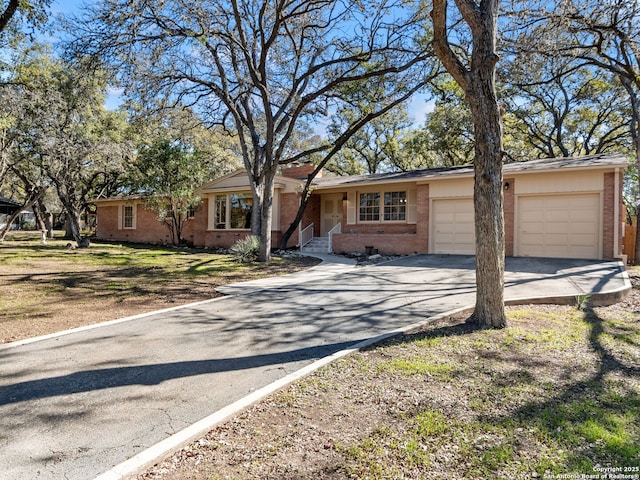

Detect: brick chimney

[281,163,322,179]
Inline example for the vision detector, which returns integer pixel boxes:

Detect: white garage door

[517,194,600,259]
[432,198,475,255]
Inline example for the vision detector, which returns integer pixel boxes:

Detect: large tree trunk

[624,81,640,264]
[468,85,506,328]
[432,0,507,328]
[61,202,83,244]
[258,169,276,262]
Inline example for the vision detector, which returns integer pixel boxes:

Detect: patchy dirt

[136,268,640,480]
[0,244,320,344]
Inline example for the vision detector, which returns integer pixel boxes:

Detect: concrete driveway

[0,254,629,480]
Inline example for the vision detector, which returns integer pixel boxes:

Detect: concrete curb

[0,297,224,351]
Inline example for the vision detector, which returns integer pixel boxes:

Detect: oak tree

[432,0,507,328]
[69,0,433,261]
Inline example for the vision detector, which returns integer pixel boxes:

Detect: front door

[321,194,343,236]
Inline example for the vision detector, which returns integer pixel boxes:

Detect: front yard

[0,232,318,343]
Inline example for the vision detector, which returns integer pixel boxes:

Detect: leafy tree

[133,140,209,245]
[127,104,241,245]
[68,0,435,261]
[327,90,418,175]
[0,0,50,38]
[502,57,632,160]
[2,48,132,244]
[432,0,507,328]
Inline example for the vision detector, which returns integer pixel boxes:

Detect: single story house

[0,196,35,230]
[94,154,628,260]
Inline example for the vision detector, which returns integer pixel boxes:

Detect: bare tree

[69,0,434,261]
[431,0,507,328]
[0,0,50,36]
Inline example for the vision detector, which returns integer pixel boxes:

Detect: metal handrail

[327,222,341,253]
[299,222,314,248]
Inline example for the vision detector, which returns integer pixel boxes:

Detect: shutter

[407,189,417,224]
[117,205,123,230]
[347,191,357,225]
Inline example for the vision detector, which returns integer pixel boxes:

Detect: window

[230,193,253,228]
[215,195,226,229]
[123,205,134,229]
[358,191,407,222]
[384,191,407,221]
[359,192,380,221]
[214,193,253,229]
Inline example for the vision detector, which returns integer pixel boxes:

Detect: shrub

[230,235,261,263]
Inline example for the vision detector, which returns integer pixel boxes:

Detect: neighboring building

[0,196,36,230]
[95,154,628,260]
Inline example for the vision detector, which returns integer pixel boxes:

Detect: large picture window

[358,191,407,222]
[214,193,253,229]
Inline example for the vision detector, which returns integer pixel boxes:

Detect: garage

[517,194,600,259]
[431,198,475,255]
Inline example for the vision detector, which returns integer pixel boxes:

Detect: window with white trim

[214,195,226,229]
[359,191,407,222]
[123,205,134,229]
[384,191,407,221]
[214,193,253,229]
[359,192,380,221]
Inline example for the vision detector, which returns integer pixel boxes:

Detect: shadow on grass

[370,309,640,476]
[508,308,640,473]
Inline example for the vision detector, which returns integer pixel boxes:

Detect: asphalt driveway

[0,254,629,480]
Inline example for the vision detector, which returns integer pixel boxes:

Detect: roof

[93,154,629,203]
[0,196,21,208]
[311,153,629,189]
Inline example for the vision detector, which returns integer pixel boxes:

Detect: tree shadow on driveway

[0,339,361,407]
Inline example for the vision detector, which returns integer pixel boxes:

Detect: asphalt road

[0,255,627,480]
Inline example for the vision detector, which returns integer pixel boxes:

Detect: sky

[48,0,434,125]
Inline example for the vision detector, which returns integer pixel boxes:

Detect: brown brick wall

[279,192,302,248]
[341,223,417,235]
[96,205,118,240]
[603,172,614,259]
[602,172,623,259]
[280,163,317,179]
[332,233,423,255]
[416,184,429,252]
[96,204,169,244]
[504,178,514,256]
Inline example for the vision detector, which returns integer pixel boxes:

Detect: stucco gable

[199,169,304,194]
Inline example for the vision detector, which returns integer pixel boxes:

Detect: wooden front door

[321,194,343,236]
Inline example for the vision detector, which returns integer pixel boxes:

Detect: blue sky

[49,0,434,123]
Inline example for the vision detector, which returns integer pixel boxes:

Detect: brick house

[95,154,628,260]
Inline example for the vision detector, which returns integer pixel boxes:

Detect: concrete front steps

[300,237,329,253]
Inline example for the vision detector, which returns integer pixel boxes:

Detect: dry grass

[0,231,319,344]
